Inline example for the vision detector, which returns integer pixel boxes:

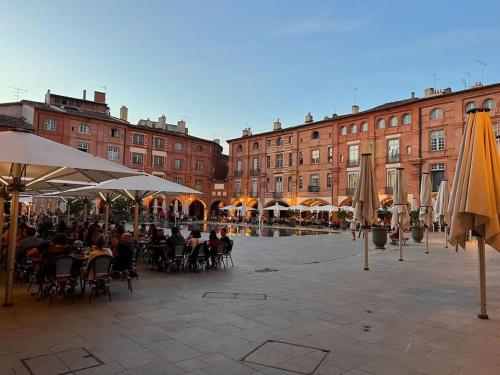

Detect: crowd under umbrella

[0,129,140,306]
[419,173,433,254]
[391,167,410,261]
[46,174,201,243]
[353,153,379,271]
[448,108,500,319]
[433,180,450,248]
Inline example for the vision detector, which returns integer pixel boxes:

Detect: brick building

[226,83,500,212]
[0,90,229,219]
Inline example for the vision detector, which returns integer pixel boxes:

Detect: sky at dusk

[1,0,500,152]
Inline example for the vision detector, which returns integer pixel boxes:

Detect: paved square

[21,347,103,375]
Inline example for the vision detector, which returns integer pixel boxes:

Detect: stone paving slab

[0,230,499,374]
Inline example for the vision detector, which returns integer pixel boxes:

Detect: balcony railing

[385,186,394,194]
[273,191,283,199]
[250,168,260,176]
[307,185,320,192]
[250,191,259,198]
[347,159,359,167]
[275,164,283,170]
[234,170,243,177]
[345,188,355,196]
[386,153,400,163]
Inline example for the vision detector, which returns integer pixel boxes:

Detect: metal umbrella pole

[477,235,488,319]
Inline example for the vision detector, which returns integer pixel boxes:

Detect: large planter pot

[411,226,424,243]
[340,221,349,231]
[371,227,387,249]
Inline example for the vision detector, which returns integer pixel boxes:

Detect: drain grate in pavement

[241,340,329,374]
[21,347,104,375]
[203,292,267,300]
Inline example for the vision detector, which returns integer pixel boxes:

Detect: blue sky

[1,0,499,152]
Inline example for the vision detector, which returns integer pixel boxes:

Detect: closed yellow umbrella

[353,153,379,270]
[448,109,500,319]
[434,180,450,248]
[419,173,433,254]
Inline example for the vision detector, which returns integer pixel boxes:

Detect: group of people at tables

[139,223,233,271]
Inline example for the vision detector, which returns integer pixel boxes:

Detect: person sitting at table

[113,233,134,273]
[87,220,101,245]
[207,230,220,268]
[38,216,54,239]
[138,223,147,239]
[110,224,125,253]
[166,227,185,257]
[85,235,113,278]
[187,229,203,249]
[147,224,156,238]
[17,226,42,264]
[219,228,232,249]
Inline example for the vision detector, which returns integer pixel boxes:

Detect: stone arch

[169,198,183,219]
[264,200,289,208]
[380,197,393,207]
[232,198,243,207]
[189,199,206,220]
[209,200,226,218]
[300,198,329,207]
[338,197,353,207]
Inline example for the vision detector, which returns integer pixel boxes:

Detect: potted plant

[377,205,392,224]
[409,210,424,243]
[371,223,387,249]
[337,209,349,230]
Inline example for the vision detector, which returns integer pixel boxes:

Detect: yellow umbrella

[353,153,379,271]
[448,109,500,319]
[419,173,433,254]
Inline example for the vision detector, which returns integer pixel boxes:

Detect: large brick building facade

[0,90,229,219]
[226,84,500,212]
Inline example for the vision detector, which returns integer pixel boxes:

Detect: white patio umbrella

[339,206,354,212]
[47,174,200,243]
[311,204,339,212]
[257,201,264,225]
[220,205,237,210]
[391,167,410,261]
[153,198,158,222]
[0,130,140,306]
[263,203,289,211]
[434,180,450,248]
[448,109,500,319]
[353,153,379,271]
[419,173,433,254]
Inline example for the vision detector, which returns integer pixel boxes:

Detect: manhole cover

[203,292,267,300]
[255,268,278,273]
[242,340,329,374]
[21,348,104,375]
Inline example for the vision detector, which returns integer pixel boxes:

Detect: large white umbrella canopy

[353,153,379,270]
[288,204,309,211]
[220,205,237,210]
[263,203,289,211]
[448,109,500,319]
[310,205,339,212]
[419,173,433,254]
[434,180,450,248]
[45,174,201,242]
[391,168,410,261]
[0,130,140,307]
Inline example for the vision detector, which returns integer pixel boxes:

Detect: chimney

[145,119,153,128]
[305,112,313,123]
[94,91,106,103]
[242,128,250,137]
[45,89,51,104]
[351,105,359,114]
[411,91,416,99]
[273,118,281,131]
[105,107,110,116]
[213,139,220,144]
[157,115,166,129]
[83,90,87,100]
[443,87,452,94]
[177,119,186,134]
[424,88,435,98]
[119,105,128,121]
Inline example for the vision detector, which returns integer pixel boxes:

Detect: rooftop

[0,114,34,130]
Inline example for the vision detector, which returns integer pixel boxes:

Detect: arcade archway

[189,200,205,220]
[209,200,225,218]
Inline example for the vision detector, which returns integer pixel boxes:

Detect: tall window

[78,123,90,133]
[174,177,182,184]
[310,174,319,186]
[348,144,359,165]
[236,159,243,172]
[311,149,320,164]
[132,134,144,145]
[327,173,332,188]
[266,139,272,147]
[236,144,243,153]
[287,176,292,192]
[195,179,203,191]
[430,108,443,120]
[154,137,165,148]
[266,155,271,168]
[253,157,259,171]
[253,141,259,150]
[299,151,304,165]
[44,118,57,131]
[153,155,165,167]
[288,152,293,167]
[465,102,476,112]
[235,180,241,194]
[376,119,385,129]
[389,116,398,127]
[484,98,496,109]
[265,178,269,192]
[131,153,143,164]
[196,161,204,171]
[174,142,183,151]
[430,164,445,192]
[361,122,368,132]
[328,147,333,163]
[402,114,411,125]
[174,159,183,169]
[77,142,89,153]
[387,138,400,162]
[276,137,283,145]
[350,124,357,134]
[275,177,283,192]
[387,169,397,191]
[196,145,203,152]
[251,179,258,195]
[108,146,119,161]
[430,130,445,151]
[340,126,347,135]
[312,131,320,139]
[298,176,303,189]
[348,172,358,189]
[275,154,283,168]
[288,135,293,144]
[110,128,119,137]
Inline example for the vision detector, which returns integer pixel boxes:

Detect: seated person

[219,228,232,251]
[87,220,101,245]
[113,233,134,272]
[187,229,204,249]
[138,223,147,239]
[208,230,220,267]
[166,227,185,257]
[17,226,43,264]
[85,235,113,279]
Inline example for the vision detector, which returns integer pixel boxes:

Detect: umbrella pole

[4,163,22,307]
[134,200,139,244]
[425,226,429,254]
[398,215,403,261]
[104,200,110,241]
[0,191,5,259]
[444,225,448,248]
[477,236,488,319]
[364,225,369,271]
[67,200,71,224]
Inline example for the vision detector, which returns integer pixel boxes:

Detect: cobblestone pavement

[0,229,499,374]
